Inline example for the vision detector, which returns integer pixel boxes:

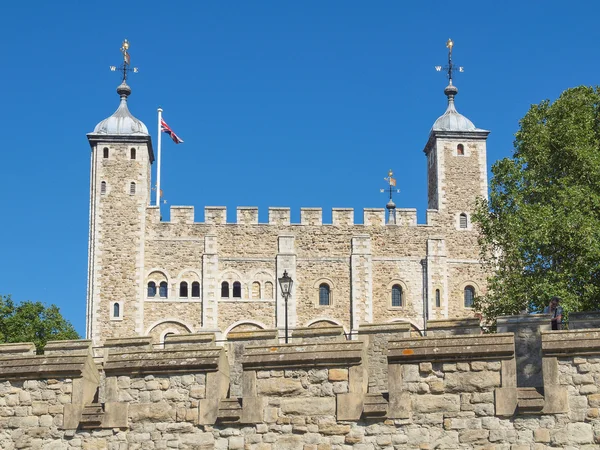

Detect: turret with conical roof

[423,40,489,227]
[85,40,154,346]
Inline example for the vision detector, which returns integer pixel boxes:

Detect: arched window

[319,283,331,306]
[391,284,403,307]
[113,303,120,318]
[130,182,136,195]
[464,285,475,308]
[265,281,274,299]
[252,282,261,299]
[459,213,468,229]
[147,282,156,297]
[435,289,441,308]
[457,144,465,156]
[191,281,200,298]
[179,282,188,298]
[130,148,136,160]
[159,281,168,298]
[103,147,109,158]
[221,281,229,298]
[101,181,107,194]
[233,282,242,298]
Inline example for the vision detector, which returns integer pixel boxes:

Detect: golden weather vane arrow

[109,39,139,83]
[434,38,464,84]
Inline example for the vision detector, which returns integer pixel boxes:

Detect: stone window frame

[130,147,136,160]
[452,142,472,157]
[219,270,245,300]
[100,181,107,195]
[387,279,409,310]
[103,147,109,159]
[248,270,277,301]
[110,301,123,321]
[175,269,201,302]
[129,181,136,195]
[313,278,335,308]
[179,281,189,298]
[457,143,465,156]
[434,287,442,309]
[459,280,480,309]
[251,281,261,299]
[145,270,170,301]
[455,212,473,231]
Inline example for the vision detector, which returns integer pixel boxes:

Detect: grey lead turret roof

[431,83,479,132]
[92,82,149,136]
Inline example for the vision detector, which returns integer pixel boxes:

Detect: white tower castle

[85,40,490,347]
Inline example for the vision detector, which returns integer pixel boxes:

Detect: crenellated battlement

[1,315,600,448]
[160,205,428,226]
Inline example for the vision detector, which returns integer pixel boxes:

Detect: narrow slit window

[179,282,188,298]
[435,289,441,308]
[319,283,331,306]
[233,282,242,298]
[130,148,136,160]
[130,182,136,195]
[191,282,200,297]
[113,303,120,318]
[459,213,468,229]
[464,285,475,308]
[147,282,156,297]
[391,284,403,307]
[103,147,109,158]
[159,281,168,298]
[221,281,229,298]
[457,143,465,155]
[101,181,107,194]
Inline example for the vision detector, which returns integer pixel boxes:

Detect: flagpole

[156,107,163,207]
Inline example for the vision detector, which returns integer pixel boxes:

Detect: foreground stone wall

[2,320,600,449]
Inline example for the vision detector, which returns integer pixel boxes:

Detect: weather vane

[110,39,139,83]
[380,169,400,225]
[435,39,464,84]
[380,169,400,201]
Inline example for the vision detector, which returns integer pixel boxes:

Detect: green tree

[0,295,79,353]
[474,86,600,321]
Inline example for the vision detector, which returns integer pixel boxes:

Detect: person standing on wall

[543,296,563,330]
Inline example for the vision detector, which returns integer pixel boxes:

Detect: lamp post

[278,270,293,343]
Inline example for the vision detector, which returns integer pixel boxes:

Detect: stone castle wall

[88,123,490,349]
[2,317,600,449]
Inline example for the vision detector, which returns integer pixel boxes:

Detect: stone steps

[217,398,242,423]
[363,392,388,417]
[79,403,104,428]
[516,388,545,414]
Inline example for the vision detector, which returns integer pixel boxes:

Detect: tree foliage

[0,295,79,353]
[473,86,600,320]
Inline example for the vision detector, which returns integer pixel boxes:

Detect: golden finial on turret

[388,169,394,178]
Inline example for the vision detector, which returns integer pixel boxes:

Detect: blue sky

[1,1,599,336]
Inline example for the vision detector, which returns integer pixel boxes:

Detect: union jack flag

[161,118,184,144]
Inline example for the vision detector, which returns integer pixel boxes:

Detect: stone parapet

[542,329,600,356]
[426,318,481,336]
[387,333,515,363]
[104,346,226,376]
[2,330,600,446]
[292,325,345,342]
[241,341,364,370]
[568,311,600,330]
